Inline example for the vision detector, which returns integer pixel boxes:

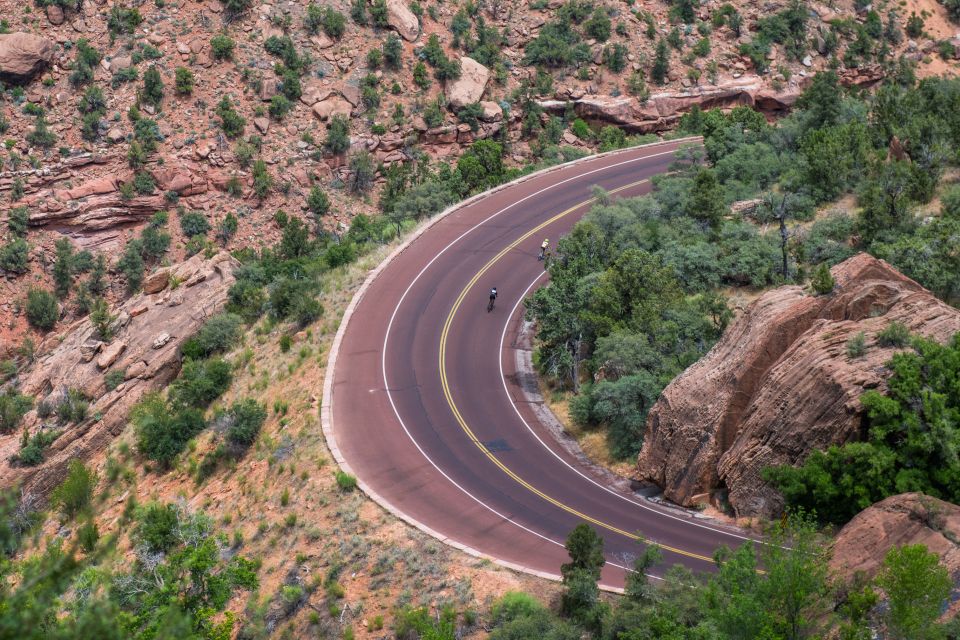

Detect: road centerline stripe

[438,179,718,564]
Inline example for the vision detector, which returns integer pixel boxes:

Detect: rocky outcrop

[385,0,420,41]
[0,252,238,499]
[539,70,876,133]
[637,254,960,517]
[14,161,219,233]
[0,33,54,83]
[831,493,960,591]
[446,57,490,110]
[540,78,766,132]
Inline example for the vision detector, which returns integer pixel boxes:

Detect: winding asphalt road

[322,139,750,589]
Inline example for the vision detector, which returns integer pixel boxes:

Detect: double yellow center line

[437,178,716,564]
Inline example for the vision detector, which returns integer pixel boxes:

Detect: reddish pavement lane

[325,139,751,588]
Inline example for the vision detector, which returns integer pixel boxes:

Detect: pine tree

[53,238,74,299]
[651,39,670,85]
[688,168,725,230]
[88,254,108,296]
[811,263,835,295]
[141,65,164,107]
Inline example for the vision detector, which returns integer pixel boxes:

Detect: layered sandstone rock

[539,71,873,133]
[831,493,960,581]
[637,254,960,517]
[0,252,238,499]
[0,33,54,82]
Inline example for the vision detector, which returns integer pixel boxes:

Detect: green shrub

[181,313,243,360]
[651,39,670,84]
[370,0,389,27]
[877,322,910,348]
[26,117,57,149]
[335,470,357,491]
[56,388,89,424]
[347,151,376,194]
[133,393,206,466]
[170,358,233,408]
[322,6,347,37]
[89,297,116,341]
[70,39,101,87]
[135,502,180,551]
[133,171,156,195]
[0,390,33,434]
[140,214,171,260]
[16,428,59,466]
[0,239,30,274]
[584,8,612,41]
[279,334,292,353]
[107,5,143,37]
[810,262,835,294]
[413,62,431,89]
[119,239,145,293]
[906,11,924,38]
[25,288,58,331]
[264,35,305,71]
[603,43,627,73]
[269,94,292,120]
[140,66,164,107]
[597,125,626,152]
[222,0,253,18]
[522,19,590,68]
[216,97,246,138]
[383,34,402,69]
[211,34,235,60]
[226,398,267,448]
[846,332,867,359]
[570,118,593,140]
[51,460,97,519]
[77,518,99,552]
[457,102,484,132]
[105,369,126,391]
[174,67,194,95]
[252,160,273,199]
[7,206,29,238]
[325,114,351,154]
[324,242,356,268]
[491,592,545,625]
[350,0,367,24]
[179,211,210,237]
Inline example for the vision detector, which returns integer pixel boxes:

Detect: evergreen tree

[688,168,725,230]
[141,66,164,107]
[88,254,108,296]
[53,238,74,299]
[651,40,670,85]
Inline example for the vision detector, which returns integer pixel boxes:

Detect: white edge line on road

[497,265,757,545]
[321,138,703,590]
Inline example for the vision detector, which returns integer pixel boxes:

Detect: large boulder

[445,57,489,110]
[831,493,960,582]
[312,96,353,121]
[0,33,55,83]
[386,0,419,41]
[637,254,960,517]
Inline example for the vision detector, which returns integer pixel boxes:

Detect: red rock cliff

[636,254,960,517]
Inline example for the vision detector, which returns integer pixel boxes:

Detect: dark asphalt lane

[327,139,750,588]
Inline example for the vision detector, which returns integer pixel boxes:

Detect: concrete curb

[320,137,699,591]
